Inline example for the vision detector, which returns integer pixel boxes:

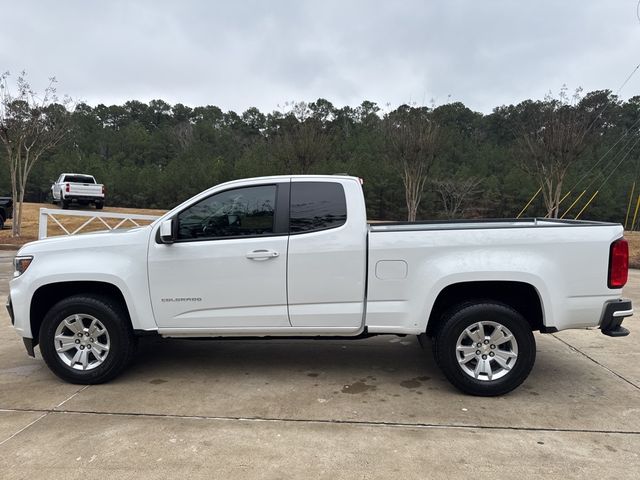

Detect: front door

[148,182,290,329]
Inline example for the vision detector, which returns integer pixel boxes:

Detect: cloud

[1,0,638,113]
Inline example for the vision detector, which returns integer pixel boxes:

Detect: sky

[1,0,639,114]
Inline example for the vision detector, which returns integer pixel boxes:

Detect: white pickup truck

[51,173,105,209]
[7,175,633,395]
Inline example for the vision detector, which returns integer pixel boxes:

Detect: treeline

[1,92,638,221]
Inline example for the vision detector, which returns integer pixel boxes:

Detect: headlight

[14,256,33,277]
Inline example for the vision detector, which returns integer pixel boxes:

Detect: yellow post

[574,190,600,220]
[632,193,640,231]
[558,190,572,206]
[516,187,542,219]
[625,181,636,230]
[560,190,587,219]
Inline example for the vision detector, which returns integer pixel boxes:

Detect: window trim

[288,181,348,235]
[171,182,290,244]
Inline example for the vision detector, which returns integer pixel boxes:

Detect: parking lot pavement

[0,251,638,479]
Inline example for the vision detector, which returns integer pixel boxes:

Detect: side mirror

[159,219,174,244]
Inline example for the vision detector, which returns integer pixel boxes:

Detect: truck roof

[215,174,361,188]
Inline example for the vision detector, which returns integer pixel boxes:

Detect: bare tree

[508,87,592,218]
[270,102,330,174]
[384,106,439,221]
[433,177,482,219]
[0,72,73,236]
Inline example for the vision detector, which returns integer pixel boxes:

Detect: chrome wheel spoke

[79,349,89,369]
[55,335,77,353]
[476,322,486,342]
[489,326,506,344]
[465,325,482,344]
[90,350,105,366]
[456,345,477,364]
[493,333,514,346]
[70,349,82,365]
[92,342,109,356]
[493,349,517,368]
[64,316,83,334]
[474,358,493,380]
[88,318,99,335]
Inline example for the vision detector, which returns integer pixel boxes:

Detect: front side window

[290,182,347,233]
[177,185,277,240]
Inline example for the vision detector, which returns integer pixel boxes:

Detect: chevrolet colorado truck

[51,173,105,209]
[7,175,634,395]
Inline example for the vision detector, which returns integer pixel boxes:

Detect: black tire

[433,301,536,396]
[95,201,104,210]
[62,199,69,209]
[0,215,4,230]
[39,295,136,384]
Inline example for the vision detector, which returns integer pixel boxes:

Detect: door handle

[246,249,279,260]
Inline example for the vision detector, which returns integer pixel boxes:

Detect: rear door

[286,179,368,329]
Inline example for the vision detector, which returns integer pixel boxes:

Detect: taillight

[608,239,628,289]
[65,183,70,193]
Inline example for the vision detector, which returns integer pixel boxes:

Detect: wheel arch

[30,281,132,346]
[425,280,545,337]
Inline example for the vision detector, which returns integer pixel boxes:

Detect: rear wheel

[0,215,4,230]
[433,302,536,396]
[39,295,136,384]
[95,201,104,210]
[62,199,69,209]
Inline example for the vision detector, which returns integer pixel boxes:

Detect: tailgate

[69,183,103,197]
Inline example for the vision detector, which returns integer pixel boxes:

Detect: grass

[0,202,166,245]
[625,231,640,269]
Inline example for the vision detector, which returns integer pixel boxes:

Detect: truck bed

[366,217,624,334]
[369,218,618,232]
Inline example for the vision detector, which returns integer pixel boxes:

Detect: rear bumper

[600,298,633,337]
[64,195,104,202]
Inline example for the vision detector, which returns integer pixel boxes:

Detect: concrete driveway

[0,251,638,479]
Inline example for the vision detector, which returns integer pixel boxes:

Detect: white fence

[38,208,160,239]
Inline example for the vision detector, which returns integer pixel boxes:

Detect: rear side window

[290,182,347,233]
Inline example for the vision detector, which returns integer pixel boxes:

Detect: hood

[18,225,152,256]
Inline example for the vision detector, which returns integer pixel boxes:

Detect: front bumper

[7,295,36,357]
[600,298,633,337]
[6,295,14,325]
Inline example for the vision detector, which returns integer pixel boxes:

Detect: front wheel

[39,295,136,384]
[433,302,536,396]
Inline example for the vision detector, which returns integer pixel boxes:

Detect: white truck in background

[51,173,105,209]
[7,175,633,396]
